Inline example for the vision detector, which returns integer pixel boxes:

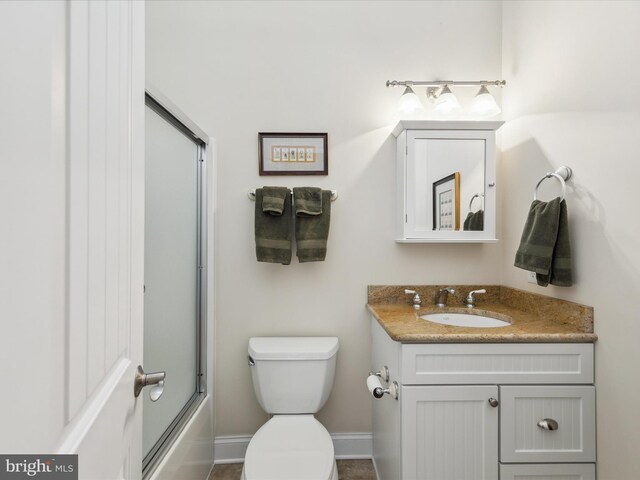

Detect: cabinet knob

[488,397,499,407]
[537,418,559,431]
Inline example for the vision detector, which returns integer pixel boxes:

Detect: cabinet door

[500,463,595,480]
[500,386,596,463]
[404,129,497,242]
[402,385,498,480]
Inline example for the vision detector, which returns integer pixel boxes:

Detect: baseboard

[214,432,372,464]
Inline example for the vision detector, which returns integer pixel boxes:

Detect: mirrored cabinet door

[394,121,504,243]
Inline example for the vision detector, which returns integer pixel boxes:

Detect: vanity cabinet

[392,120,503,243]
[371,319,596,480]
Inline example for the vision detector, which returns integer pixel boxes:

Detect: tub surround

[367,285,595,343]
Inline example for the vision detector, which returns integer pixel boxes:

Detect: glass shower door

[143,95,206,474]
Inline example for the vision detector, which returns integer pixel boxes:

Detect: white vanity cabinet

[371,319,596,480]
[392,120,503,243]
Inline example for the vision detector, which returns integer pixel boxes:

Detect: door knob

[488,397,499,407]
[134,365,166,401]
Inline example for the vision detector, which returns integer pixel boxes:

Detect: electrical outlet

[527,271,537,284]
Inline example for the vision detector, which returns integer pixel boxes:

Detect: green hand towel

[514,197,572,287]
[255,188,292,265]
[295,189,331,262]
[463,210,484,231]
[262,186,290,216]
[292,187,323,216]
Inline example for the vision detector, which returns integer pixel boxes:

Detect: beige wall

[146,1,503,436]
[501,2,640,478]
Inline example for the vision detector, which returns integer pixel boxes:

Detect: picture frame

[258,132,328,176]
[432,172,460,231]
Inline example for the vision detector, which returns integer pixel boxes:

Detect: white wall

[501,2,640,478]
[0,0,67,452]
[146,0,503,436]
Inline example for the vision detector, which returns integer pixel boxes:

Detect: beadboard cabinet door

[500,386,596,463]
[402,385,499,480]
[500,463,596,480]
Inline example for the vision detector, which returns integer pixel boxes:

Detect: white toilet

[242,337,340,480]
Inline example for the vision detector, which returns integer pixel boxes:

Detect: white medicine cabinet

[393,120,504,243]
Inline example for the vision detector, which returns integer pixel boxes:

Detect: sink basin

[420,312,510,328]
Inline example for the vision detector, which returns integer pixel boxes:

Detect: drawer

[500,463,595,480]
[500,386,596,463]
[400,343,593,385]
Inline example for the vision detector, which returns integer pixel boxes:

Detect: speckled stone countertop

[367,285,596,343]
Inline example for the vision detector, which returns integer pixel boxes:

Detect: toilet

[242,337,340,480]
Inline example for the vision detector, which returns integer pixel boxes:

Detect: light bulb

[398,85,423,114]
[434,85,461,115]
[470,85,501,117]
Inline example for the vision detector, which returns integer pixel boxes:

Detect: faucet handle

[404,289,421,309]
[465,289,486,307]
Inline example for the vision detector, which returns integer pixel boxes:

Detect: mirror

[426,139,486,232]
[432,172,460,231]
[394,121,502,243]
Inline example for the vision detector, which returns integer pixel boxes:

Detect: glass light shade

[398,85,423,114]
[470,85,501,117]
[434,85,461,115]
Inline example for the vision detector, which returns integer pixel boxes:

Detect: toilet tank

[248,337,339,414]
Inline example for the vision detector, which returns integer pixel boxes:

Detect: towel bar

[248,189,338,201]
[533,166,572,201]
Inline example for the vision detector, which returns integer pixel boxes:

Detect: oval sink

[420,312,510,328]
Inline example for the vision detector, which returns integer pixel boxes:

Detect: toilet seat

[243,415,336,480]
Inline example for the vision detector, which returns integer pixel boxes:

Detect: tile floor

[208,459,376,480]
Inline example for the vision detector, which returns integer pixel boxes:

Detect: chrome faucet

[435,287,455,307]
[465,289,486,308]
[404,289,421,309]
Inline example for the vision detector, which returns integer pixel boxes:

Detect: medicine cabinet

[393,120,504,243]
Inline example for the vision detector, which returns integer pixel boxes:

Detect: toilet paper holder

[369,365,390,383]
[367,374,399,400]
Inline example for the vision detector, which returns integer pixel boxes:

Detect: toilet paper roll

[367,374,384,399]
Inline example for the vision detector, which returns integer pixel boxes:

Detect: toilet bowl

[241,415,338,480]
[243,337,340,480]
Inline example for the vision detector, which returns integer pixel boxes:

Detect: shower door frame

[143,88,210,478]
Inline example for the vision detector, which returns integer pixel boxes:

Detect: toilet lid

[244,415,335,480]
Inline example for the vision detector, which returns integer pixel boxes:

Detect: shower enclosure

[143,91,208,476]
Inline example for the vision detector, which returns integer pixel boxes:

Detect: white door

[402,385,499,480]
[0,1,146,479]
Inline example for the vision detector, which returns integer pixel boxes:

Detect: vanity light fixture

[398,84,423,114]
[434,85,461,115]
[470,85,501,117]
[387,79,506,117]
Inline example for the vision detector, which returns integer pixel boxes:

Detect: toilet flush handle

[248,356,255,366]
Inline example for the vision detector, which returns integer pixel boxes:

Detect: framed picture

[432,172,460,231]
[258,132,328,175]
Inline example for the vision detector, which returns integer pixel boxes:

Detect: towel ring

[533,166,572,201]
[469,193,484,211]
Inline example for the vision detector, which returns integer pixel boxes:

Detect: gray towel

[295,189,331,262]
[292,187,323,216]
[514,197,572,287]
[463,210,484,231]
[254,188,292,265]
[262,186,290,215]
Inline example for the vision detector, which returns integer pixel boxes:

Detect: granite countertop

[367,285,597,344]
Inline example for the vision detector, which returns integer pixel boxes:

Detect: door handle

[134,365,166,401]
